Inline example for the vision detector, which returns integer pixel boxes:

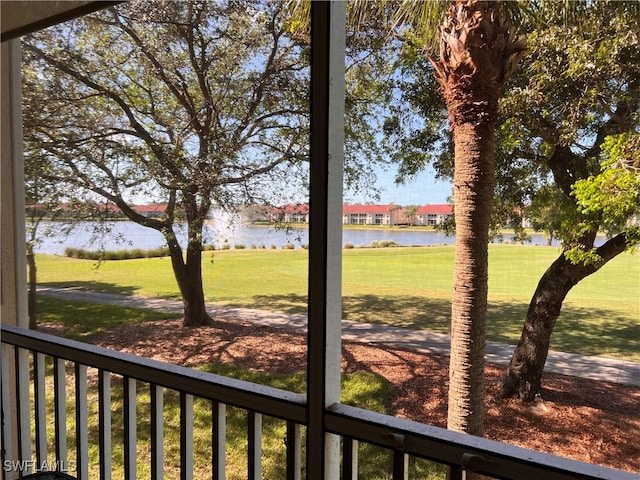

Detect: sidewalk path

[37,286,640,387]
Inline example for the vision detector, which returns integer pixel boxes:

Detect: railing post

[15,347,31,474]
[1,344,14,475]
[75,363,89,479]
[180,392,194,480]
[341,437,358,480]
[212,401,226,480]
[151,384,164,480]
[248,411,262,480]
[447,465,464,480]
[34,353,47,468]
[123,377,137,480]
[306,1,346,479]
[285,421,301,480]
[99,370,112,480]
[53,357,67,469]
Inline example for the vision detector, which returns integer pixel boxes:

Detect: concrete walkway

[37,286,640,387]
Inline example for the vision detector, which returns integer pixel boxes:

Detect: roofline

[1,1,122,42]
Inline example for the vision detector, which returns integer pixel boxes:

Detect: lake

[32,220,560,255]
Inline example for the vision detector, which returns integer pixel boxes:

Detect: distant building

[254,203,455,226]
[342,204,400,225]
[132,204,168,219]
[415,204,454,226]
[271,204,310,223]
[237,205,271,223]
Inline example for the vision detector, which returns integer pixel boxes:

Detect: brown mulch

[42,317,640,474]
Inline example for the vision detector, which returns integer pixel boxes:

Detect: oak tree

[496,2,640,400]
[24,0,311,326]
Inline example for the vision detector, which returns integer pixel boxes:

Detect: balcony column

[1,38,27,329]
[1,37,28,479]
[306,1,345,479]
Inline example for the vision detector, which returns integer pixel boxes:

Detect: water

[32,220,558,255]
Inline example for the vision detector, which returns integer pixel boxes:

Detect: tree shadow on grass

[248,293,639,360]
[37,282,638,360]
[546,308,640,360]
[39,280,141,296]
[36,295,180,341]
[241,293,308,316]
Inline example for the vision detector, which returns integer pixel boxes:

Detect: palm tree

[289,0,556,440]
[286,0,524,437]
[433,0,524,437]
[385,0,525,437]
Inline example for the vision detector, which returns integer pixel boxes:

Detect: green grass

[32,354,444,479]
[30,244,637,478]
[31,295,445,478]
[36,296,181,341]
[36,244,640,360]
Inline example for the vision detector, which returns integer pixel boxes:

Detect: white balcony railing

[2,324,635,480]
[1,5,637,480]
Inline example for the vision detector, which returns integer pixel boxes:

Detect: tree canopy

[495,1,640,399]
[23,0,315,326]
[23,0,399,326]
[367,0,639,402]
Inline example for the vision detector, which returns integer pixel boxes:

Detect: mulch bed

[41,317,640,474]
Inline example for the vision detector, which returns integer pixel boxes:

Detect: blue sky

[346,165,453,206]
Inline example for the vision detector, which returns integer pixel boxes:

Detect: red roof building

[270,204,310,223]
[259,203,453,226]
[415,204,453,226]
[342,204,406,225]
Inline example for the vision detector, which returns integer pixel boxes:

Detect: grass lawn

[36,244,640,360]
[36,296,181,341]
[33,300,444,479]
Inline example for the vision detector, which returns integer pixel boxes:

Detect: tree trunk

[498,253,575,401]
[166,232,212,328]
[498,233,630,401]
[447,121,495,437]
[27,246,38,330]
[431,0,524,440]
[114,192,213,327]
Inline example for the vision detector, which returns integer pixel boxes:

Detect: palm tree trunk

[431,0,524,439]
[448,121,495,436]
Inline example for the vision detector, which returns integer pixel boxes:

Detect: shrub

[234,244,246,249]
[282,243,295,250]
[111,250,128,260]
[344,242,354,249]
[369,240,397,248]
[145,247,170,258]
[64,247,81,258]
[63,246,172,260]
